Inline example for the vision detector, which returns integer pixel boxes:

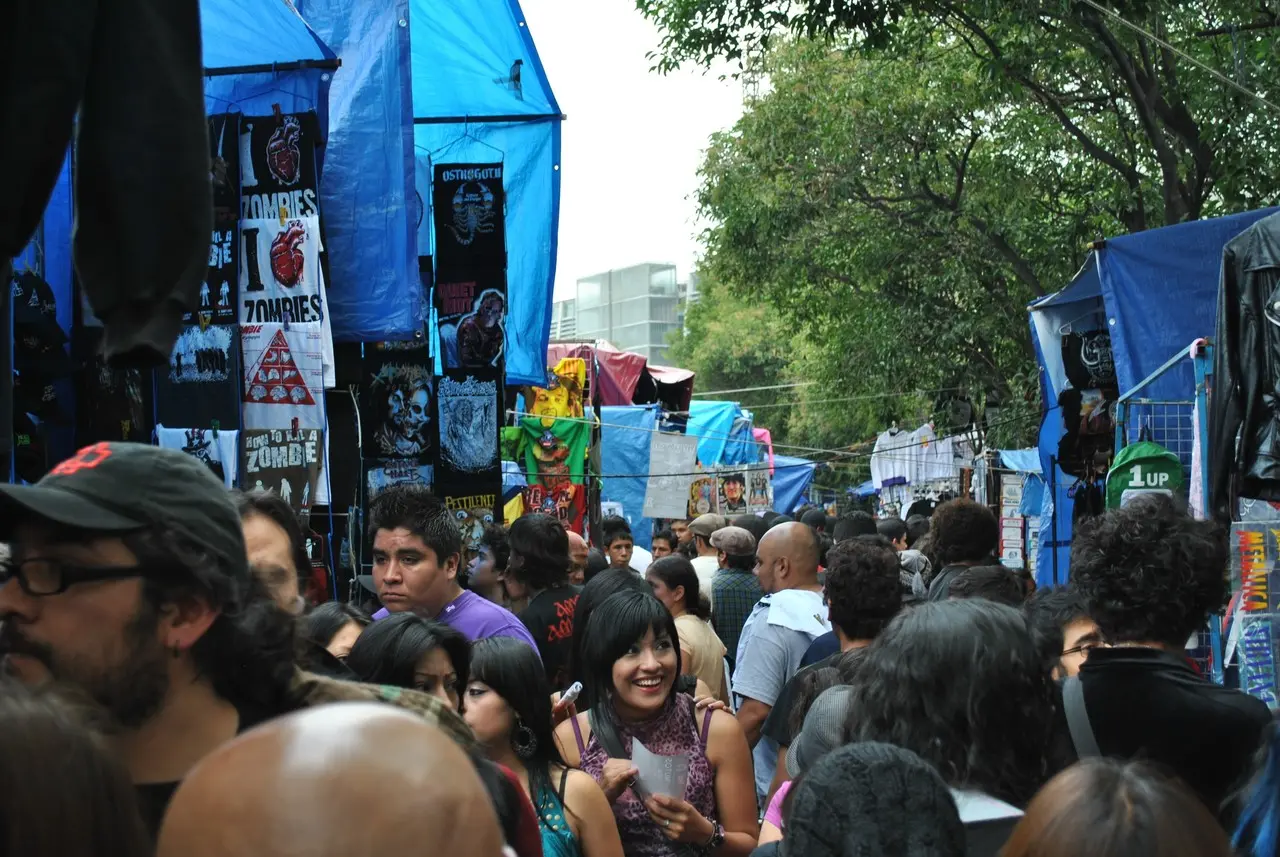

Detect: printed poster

[191,113,239,325]
[523,483,586,535]
[717,468,749,515]
[241,428,324,518]
[436,280,506,370]
[643,431,698,520]
[156,426,240,489]
[241,323,327,430]
[360,351,434,458]
[155,324,241,427]
[748,469,774,512]
[437,373,499,475]
[688,472,718,518]
[365,458,434,498]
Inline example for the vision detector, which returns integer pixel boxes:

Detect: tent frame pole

[204,59,342,78]
[413,113,566,125]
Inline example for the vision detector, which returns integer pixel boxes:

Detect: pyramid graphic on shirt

[244,329,315,406]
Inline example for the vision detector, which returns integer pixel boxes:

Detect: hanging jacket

[1209,212,1280,518]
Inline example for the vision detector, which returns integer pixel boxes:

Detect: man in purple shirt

[368,485,538,654]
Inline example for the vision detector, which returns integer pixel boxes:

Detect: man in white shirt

[689,513,726,596]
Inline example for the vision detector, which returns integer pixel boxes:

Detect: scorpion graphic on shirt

[447,181,497,246]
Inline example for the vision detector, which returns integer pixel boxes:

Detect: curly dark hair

[843,599,1054,807]
[1069,495,1227,647]
[930,499,998,565]
[949,565,1026,607]
[507,514,570,590]
[824,539,903,641]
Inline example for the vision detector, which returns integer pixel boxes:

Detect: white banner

[643,432,699,519]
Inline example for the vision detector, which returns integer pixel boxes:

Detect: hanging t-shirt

[870,428,910,488]
[519,585,581,690]
[1062,330,1116,390]
[155,325,242,428]
[240,428,324,517]
[156,426,240,488]
[241,323,328,430]
[906,424,938,486]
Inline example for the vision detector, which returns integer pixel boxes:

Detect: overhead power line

[1078,0,1280,113]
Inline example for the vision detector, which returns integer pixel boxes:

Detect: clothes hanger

[1058,307,1105,336]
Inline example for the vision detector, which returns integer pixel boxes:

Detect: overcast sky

[519,0,745,300]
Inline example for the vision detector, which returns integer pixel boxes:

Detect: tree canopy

[661,2,1280,472]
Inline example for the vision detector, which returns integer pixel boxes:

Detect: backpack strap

[1063,676,1101,758]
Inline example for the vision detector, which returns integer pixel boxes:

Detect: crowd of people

[0,441,1277,857]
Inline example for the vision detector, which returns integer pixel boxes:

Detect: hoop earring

[512,719,538,759]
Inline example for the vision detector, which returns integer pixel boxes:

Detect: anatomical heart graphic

[266,115,302,186]
[270,220,307,287]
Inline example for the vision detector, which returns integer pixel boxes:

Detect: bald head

[157,704,503,857]
[755,522,820,593]
[567,531,589,584]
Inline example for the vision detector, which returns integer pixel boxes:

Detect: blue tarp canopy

[851,480,877,499]
[1028,209,1279,582]
[203,0,334,70]
[773,455,817,514]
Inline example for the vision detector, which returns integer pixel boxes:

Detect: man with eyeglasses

[0,442,473,838]
[1024,586,1102,678]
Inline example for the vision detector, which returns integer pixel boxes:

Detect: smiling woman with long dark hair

[555,590,759,857]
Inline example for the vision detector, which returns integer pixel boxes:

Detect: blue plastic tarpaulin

[412,0,562,386]
[290,0,418,342]
[772,455,816,514]
[687,401,738,467]
[600,405,658,550]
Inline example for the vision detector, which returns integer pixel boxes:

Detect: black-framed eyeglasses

[0,557,150,597]
[1062,642,1102,658]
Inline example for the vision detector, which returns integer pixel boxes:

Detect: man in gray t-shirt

[732,523,829,801]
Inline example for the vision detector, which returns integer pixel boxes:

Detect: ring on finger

[664,819,671,828]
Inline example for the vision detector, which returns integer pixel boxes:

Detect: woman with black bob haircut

[345,613,470,711]
[556,590,759,856]
[844,599,1054,851]
[566,569,650,709]
[465,637,625,857]
[645,556,727,703]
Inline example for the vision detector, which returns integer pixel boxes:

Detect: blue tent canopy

[1028,209,1278,581]
[203,0,334,71]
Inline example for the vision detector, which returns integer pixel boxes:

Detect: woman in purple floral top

[555,590,758,857]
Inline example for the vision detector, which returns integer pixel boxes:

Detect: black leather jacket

[1210,212,1280,518]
